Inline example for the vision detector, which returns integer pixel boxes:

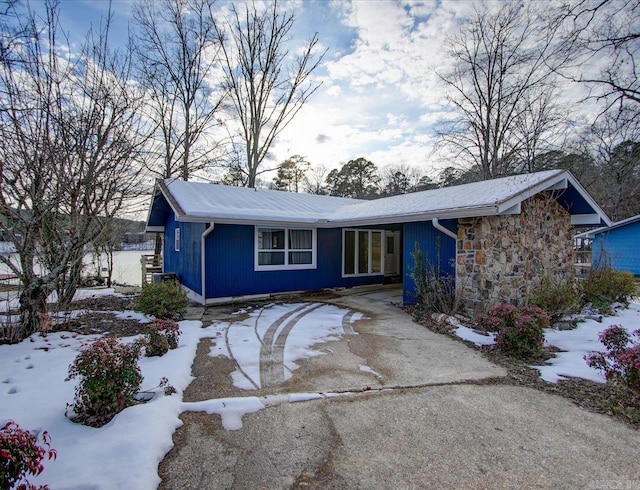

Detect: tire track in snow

[342,310,355,334]
[225,320,260,390]
[260,303,325,387]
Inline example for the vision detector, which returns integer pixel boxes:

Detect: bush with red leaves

[0,420,56,489]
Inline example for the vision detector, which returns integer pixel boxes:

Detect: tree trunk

[58,259,83,310]
[106,248,114,288]
[19,282,49,338]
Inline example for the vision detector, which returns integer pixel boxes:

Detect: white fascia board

[495,172,566,215]
[571,214,605,226]
[497,202,521,215]
[324,205,501,227]
[545,178,568,190]
[563,173,611,226]
[176,215,320,227]
[157,181,187,221]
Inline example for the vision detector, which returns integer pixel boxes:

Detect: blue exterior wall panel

[403,220,457,305]
[592,220,640,276]
[163,213,204,295]
[204,225,383,299]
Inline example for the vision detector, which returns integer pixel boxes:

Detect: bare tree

[219,0,326,188]
[380,164,434,196]
[303,164,328,195]
[587,109,640,220]
[132,0,225,181]
[554,0,640,115]
[514,85,571,173]
[0,2,148,337]
[437,2,565,179]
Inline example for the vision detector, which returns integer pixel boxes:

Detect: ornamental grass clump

[0,420,56,490]
[66,337,143,427]
[477,304,550,360]
[135,281,189,320]
[529,276,582,324]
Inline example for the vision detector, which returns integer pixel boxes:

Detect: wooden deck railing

[141,254,163,285]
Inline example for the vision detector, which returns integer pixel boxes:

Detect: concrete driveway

[159,286,640,489]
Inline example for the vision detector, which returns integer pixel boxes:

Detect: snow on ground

[532,300,640,383]
[1,300,364,489]
[1,320,208,489]
[1,287,122,313]
[5,295,639,489]
[452,300,640,384]
[209,302,363,390]
[454,324,496,346]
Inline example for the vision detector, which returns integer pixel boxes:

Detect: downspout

[201,222,215,306]
[432,217,457,240]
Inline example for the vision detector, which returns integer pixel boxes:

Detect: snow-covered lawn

[455,300,640,383]
[0,298,362,489]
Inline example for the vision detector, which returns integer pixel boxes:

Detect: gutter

[201,222,215,305]
[432,218,457,240]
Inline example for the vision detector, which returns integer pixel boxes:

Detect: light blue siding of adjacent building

[592,219,640,276]
[402,220,457,305]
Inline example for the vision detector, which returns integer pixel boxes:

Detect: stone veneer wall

[456,192,574,316]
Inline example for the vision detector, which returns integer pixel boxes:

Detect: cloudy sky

[31,0,602,181]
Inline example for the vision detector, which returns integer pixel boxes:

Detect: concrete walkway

[159,286,640,489]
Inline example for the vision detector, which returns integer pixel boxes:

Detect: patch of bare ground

[411,308,640,428]
[50,295,151,337]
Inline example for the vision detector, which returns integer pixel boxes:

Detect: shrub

[142,319,181,357]
[144,330,170,357]
[478,304,550,360]
[0,420,56,490]
[581,267,637,310]
[66,337,143,427]
[410,241,462,316]
[529,276,582,324]
[135,281,189,320]
[585,325,640,392]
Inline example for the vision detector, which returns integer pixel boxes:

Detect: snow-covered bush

[135,281,189,320]
[0,420,56,489]
[66,337,143,427]
[585,325,640,392]
[143,319,181,357]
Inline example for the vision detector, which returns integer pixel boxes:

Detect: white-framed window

[255,226,316,271]
[342,229,383,276]
[174,228,180,252]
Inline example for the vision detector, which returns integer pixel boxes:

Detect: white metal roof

[150,170,610,228]
[161,179,362,224]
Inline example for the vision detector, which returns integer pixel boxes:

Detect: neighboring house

[145,169,610,315]
[578,214,640,276]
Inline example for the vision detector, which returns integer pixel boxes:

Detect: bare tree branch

[218,0,326,187]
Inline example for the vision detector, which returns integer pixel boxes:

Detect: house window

[255,227,316,270]
[343,229,383,276]
[174,228,180,252]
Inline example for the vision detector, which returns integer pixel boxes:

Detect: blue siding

[163,214,204,294]
[592,220,640,276]
[204,225,383,299]
[403,220,457,305]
